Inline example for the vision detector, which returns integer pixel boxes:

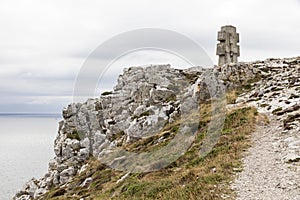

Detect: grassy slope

[44,102,262,200]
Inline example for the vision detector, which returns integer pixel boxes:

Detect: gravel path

[232,115,300,200]
[231,58,300,200]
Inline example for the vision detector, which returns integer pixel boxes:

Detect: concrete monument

[216,25,240,66]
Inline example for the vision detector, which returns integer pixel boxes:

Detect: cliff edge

[14,57,300,200]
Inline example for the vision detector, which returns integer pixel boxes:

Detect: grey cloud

[0,0,299,113]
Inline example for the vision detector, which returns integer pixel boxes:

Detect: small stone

[78,163,89,174]
[80,137,90,149]
[284,153,300,163]
[53,171,60,185]
[80,177,93,187]
[60,167,76,177]
[54,145,61,156]
[26,179,38,197]
[288,140,300,149]
[59,176,69,185]
[57,164,68,172]
[33,188,47,199]
[78,148,90,161]
[68,139,81,150]
[49,159,58,170]
[15,195,31,200]
[61,146,74,159]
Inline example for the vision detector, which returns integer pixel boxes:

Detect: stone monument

[216,25,240,66]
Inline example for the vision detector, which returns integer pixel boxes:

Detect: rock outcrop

[14,56,300,200]
[14,65,211,199]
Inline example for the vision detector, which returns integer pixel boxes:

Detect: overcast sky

[0,0,300,113]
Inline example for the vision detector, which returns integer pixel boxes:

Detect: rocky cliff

[14,57,300,200]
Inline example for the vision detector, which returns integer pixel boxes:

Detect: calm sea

[0,114,61,200]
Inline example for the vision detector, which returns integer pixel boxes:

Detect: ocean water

[0,115,61,200]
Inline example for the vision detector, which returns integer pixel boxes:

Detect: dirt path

[232,115,300,200]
